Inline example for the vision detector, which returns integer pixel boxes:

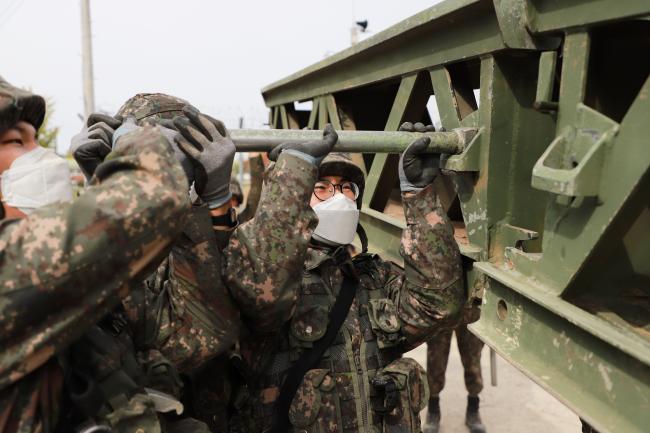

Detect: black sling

[268,260,359,433]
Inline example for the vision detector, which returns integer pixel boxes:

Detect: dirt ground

[405,339,582,433]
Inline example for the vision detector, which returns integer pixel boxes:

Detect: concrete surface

[406,339,583,433]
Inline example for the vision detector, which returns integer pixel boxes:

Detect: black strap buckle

[371,375,399,415]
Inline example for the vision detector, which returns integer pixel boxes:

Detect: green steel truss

[260,1,650,431]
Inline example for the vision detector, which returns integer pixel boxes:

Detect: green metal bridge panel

[259,1,650,431]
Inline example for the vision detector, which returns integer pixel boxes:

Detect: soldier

[424,308,486,433]
[70,93,337,432]
[0,78,190,433]
[229,124,465,433]
[66,95,237,432]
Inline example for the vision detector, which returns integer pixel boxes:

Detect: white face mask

[312,192,360,246]
[1,146,74,214]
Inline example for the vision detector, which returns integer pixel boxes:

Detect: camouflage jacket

[224,152,319,336]
[238,183,464,433]
[123,205,239,377]
[90,152,317,432]
[122,152,316,377]
[0,126,189,433]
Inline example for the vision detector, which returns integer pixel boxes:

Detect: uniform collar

[305,242,351,271]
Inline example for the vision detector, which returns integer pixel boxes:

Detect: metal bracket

[442,127,483,172]
[491,222,539,267]
[531,104,619,197]
[493,0,561,50]
[534,51,559,112]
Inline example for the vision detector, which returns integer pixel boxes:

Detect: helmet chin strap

[356,223,368,253]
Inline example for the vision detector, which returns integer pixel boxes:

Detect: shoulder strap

[269,264,358,433]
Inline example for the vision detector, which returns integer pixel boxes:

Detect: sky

[0,0,442,154]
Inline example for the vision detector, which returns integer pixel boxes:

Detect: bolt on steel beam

[230,127,477,154]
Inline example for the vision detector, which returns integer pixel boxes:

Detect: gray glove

[111,116,139,148]
[398,122,440,192]
[173,106,235,209]
[70,113,122,180]
[268,124,338,166]
[145,118,195,187]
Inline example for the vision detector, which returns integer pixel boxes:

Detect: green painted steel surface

[259,1,650,431]
[229,128,476,154]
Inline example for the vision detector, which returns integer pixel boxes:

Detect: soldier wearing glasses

[232,127,465,433]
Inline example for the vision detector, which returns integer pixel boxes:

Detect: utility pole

[80,0,95,117]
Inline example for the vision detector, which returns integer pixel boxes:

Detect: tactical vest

[59,283,184,433]
[244,249,428,433]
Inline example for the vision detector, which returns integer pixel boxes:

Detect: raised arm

[224,126,337,334]
[382,132,464,350]
[0,126,189,389]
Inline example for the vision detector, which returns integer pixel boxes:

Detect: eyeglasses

[313,179,360,201]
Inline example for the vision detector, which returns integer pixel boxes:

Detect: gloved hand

[111,116,139,148]
[398,121,440,192]
[173,106,235,209]
[268,124,338,166]
[70,113,122,180]
[399,121,436,133]
[144,117,195,187]
[371,375,400,415]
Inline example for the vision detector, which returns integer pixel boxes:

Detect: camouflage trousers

[426,321,484,396]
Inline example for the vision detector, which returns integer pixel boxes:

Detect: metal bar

[490,348,498,386]
[229,128,475,154]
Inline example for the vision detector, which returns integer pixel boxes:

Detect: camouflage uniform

[73,93,316,433]
[426,307,484,397]
[61,93,233,433]
[232,154,465,433]
[113,94,240,377]
[0,81,190,433]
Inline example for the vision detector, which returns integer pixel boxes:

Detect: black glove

[399,121,436,133]
[268,124,338,166]
[70,113,122,180]
[371,375,400,415]
[398,121,440,192]
[173,106,235,209]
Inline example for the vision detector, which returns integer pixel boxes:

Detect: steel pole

[80,0,95,117]
[490,348,498,386]
[229,128,477,154]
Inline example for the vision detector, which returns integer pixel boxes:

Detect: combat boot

[422,396,441,433]
[465,395,486,433]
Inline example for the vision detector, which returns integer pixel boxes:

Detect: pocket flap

[291,305,329,342]
[289,369,328,427]
[381,357,429,413]
[368,299,401,334]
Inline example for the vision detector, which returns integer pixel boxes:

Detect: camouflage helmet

[0,76,45,137]
[230,178,244,205]
[318,153,366,206]
[116,93,192,123]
